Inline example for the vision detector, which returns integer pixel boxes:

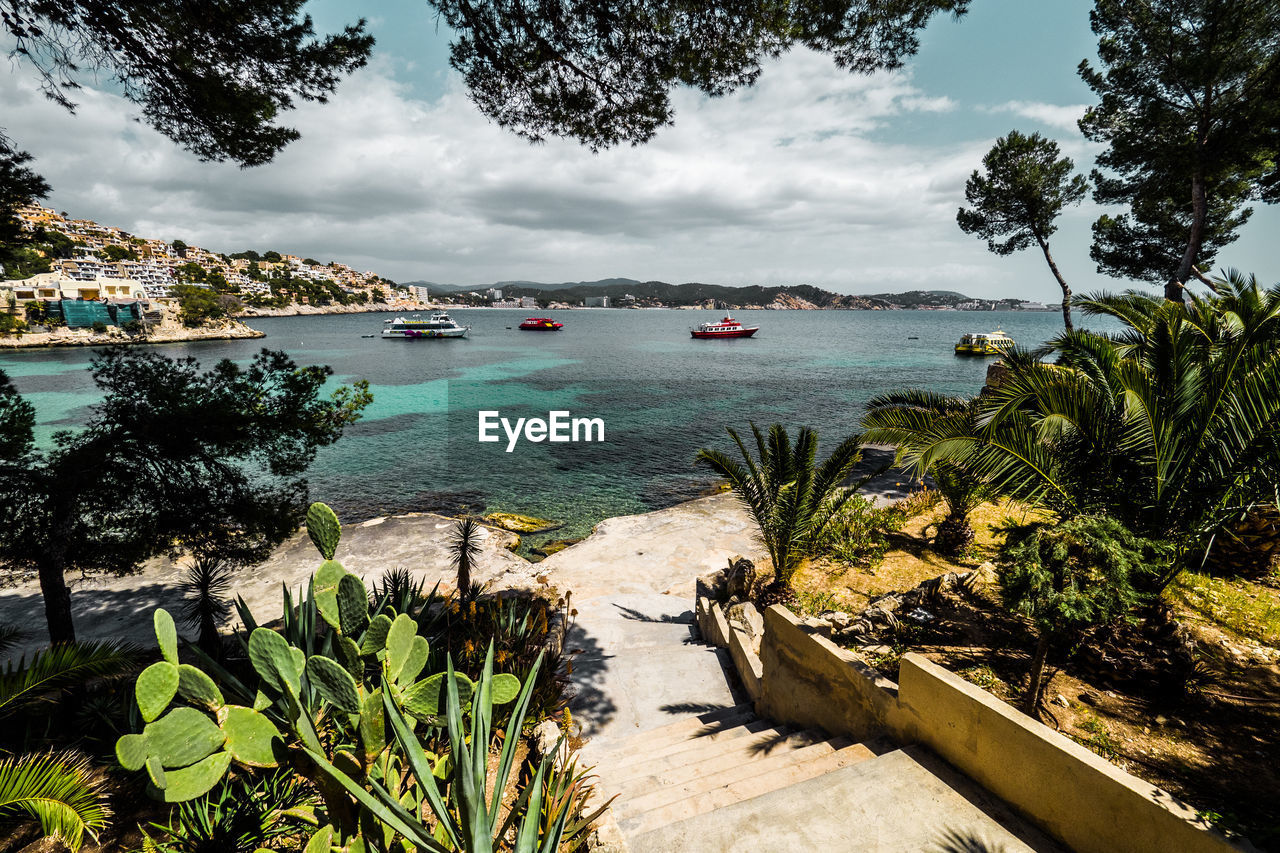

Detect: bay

[0,308,1115,550]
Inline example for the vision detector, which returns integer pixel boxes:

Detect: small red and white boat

[519,317,564,331]
[690,315,758,339]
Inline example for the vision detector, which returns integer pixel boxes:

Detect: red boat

[690,315,759,339]
[519,317,563,331]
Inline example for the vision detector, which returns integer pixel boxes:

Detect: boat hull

[519,325,563,331]
[383,328,469,339]
[954,343,1006,356]
[691,328,758,339]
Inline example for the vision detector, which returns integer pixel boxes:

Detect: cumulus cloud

[1,50,1102,297]
[987,100,1089,133]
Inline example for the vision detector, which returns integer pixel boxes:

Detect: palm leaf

[0,640,139,719]
[0,750,109,851]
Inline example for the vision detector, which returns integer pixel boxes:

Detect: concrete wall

[696,596,762,700]
[699,600,1246,853]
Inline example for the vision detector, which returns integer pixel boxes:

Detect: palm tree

[925,270,1280,586]
[450,516,483,601]
[0,750,109,851]
[695,423,864,594]
[0,639,139,719]
[861,391,991,556]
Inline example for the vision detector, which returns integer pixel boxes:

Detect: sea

[0,308,1115,552]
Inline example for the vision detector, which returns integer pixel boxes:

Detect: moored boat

[519,317,563,331]
[382,313,470,339]
[690,315,758,339]
[954,328,1014,356]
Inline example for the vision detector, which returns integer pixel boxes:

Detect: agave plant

[861,391,991,556]
[696,423,865,589]
[0,750,109,852]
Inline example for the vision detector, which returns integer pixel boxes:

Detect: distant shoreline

[0,320,265,350]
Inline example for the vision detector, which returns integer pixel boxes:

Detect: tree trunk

[1023,633,1051,716]
[1169,171,1208,303]
[37,555,75,645]
[1036,237,1072,332]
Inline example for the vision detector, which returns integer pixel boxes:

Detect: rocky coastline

[236,302,420,318]
[0,318,265,349]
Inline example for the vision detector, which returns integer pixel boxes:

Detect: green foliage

[172,284,231,327]
[861,391,991,557]
[0,369,35,461]
[1079,0,1280,295]
[816,494,901,568]
[901,272,1280,585]
[0,136,50,275]
[997,515,1164,711]
[0,750,109,851]
[0,640,140,720]
[957,129,1087,255]
[0,347,372,643]
[134,769,316,853]
[696,423,865,585]
[179,557,233,656]
[431,0,968,150]
[101,244,137,262]
[116,502,570,852]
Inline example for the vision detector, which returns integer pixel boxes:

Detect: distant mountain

[494,277,644,292]
[860,290,972,307]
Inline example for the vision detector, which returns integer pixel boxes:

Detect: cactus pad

[220,705,283,767]
[248,628,299,695]
[489,672,522,705]
[144,707,227,768]
[335,634,362,677]
[384,613,415,679]
[177,664,224,711]
[136,661,179,723]
[402,672,474,719]
[397,635,430,686]
[359,614,393,656]
[154,609,179,665]
[152,750,232,803]
[306,502,342,560]
[145,756,167,789]
[315,559,346,630]
[358,690,385,762]
[304,826,333,853]
[115,733,149,772]
[337,573,370,637]
[306,655,362,714]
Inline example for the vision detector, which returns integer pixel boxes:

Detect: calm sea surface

[0,308,1116,550]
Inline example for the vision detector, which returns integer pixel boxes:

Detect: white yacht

[382,313,470,339]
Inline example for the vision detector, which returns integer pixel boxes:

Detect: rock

[976,561,998,583]
[482,512,563,534]
[801,616,833,638]
[725,556,757,601]
[863,605,901,631]
[726,602,763,639]
[1078,691,1098,706]
[1055,694,1070,708]
[1155,715,1168,726]
[695,567,729,602]
[819,610,853,631]
[833,625,865,644]
[532,538,582,557]
[532,719,562,759]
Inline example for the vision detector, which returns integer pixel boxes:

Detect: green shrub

[818,495,901,568]
[90,321,108,334]
[0,314,27,336]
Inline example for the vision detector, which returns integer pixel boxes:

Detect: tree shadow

[563,619,618,739]
[612,604,693,624]
[932,829,1009,853]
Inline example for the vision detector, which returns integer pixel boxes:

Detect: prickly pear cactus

[116,612,283,802]
[306,501,342,560]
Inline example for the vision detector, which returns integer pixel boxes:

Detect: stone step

[609,722,793,786]
[615,734,861,819]
[618,742,879,838]
[599,701,754,748]
[603,709,760,761]
[610,716,775,770]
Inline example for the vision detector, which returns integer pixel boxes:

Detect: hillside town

[0,205,431,342]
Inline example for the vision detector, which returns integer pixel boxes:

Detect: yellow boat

[954,329,1014,356]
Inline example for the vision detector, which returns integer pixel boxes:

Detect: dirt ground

[792,500,1280,849]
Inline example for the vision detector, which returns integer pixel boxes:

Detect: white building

[584,296,610,308]
[1,272,149,302]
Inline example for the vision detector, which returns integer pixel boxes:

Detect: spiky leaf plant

[450,516,484,601]
[179,556,234,657]
[696,423,865,587]
[0,750,109,852]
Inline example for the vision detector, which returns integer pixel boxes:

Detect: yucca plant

[861,391,992,557]
[0,750,109,852]
[695,423,865,590]
[450,516,483,601]
[179,556,234,657]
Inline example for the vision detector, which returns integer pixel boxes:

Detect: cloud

[987,100,1089,133]
[0,50,1106,298]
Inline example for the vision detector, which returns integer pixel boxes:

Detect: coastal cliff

[0,318,265,349]
[237,302,425,318]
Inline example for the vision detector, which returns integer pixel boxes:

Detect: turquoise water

[0,308,1112,548]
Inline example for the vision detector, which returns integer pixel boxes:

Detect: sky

[2,0,1277,300]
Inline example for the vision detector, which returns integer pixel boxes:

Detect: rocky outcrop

[237,302,418,317]
[0,318,265,349]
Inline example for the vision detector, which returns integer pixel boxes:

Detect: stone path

[0,512,535,658]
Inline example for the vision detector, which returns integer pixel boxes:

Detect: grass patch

[791,586,842,618]
[1171,570,1280,646]
[1074,715,1122,762]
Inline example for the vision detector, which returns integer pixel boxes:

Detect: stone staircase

[590,703,884,847]
[589,701,1062,853]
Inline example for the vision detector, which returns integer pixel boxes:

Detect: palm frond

[0,640,140,719]
[0,750,109,851]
